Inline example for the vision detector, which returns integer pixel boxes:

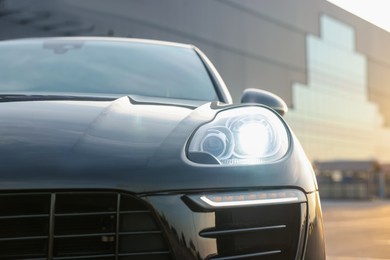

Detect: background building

[1,0,390,162]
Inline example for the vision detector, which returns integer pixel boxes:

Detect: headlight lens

[200,126,234,160]
[188,107,289,165]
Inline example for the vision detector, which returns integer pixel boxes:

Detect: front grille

[0,192,172,260]
[200,203,304,260]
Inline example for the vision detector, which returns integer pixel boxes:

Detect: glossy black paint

[241,88,289,116]
[0,96,316,194]
[303,192,326,260]
[0,37,325,259]
[144,192,325,260]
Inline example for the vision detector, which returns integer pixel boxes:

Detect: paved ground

[322,200,390,260]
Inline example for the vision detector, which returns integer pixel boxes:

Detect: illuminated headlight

[188,107,289,165]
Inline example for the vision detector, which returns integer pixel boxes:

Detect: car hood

[0,96,210,174]
[0,96,317,193]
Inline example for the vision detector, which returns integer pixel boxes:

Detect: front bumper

[146,189,325,260]
[0,189,325,260]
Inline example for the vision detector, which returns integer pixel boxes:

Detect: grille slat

[0,214,49,219]
[200,225,286,238]
[0,235,48,241]
[0,192,172,260]
[204,203,303,260]
[119,231,162,235]
[56,212,117,217]
[54,233,116,238]
[120,210,150,214]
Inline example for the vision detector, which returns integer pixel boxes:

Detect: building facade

[2,0,390,162]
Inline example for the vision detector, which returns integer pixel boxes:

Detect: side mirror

[241,88,288,116]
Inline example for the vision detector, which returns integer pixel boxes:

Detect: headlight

[188,107,289,165]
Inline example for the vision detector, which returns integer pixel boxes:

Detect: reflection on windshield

[43,40,85,54]
[0,39,218,101]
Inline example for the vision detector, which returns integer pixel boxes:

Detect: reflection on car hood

[0,95,319,193]
[0,96,212,174]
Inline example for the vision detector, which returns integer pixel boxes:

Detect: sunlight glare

[327,0,390,32]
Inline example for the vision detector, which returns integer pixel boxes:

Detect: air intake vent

[0,192,172,260]
[200,203,304,260]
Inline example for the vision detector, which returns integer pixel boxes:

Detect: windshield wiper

[0,94,115,102]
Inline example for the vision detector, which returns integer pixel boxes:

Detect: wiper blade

[0,94,115,102]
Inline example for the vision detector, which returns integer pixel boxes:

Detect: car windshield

[0,38,218,101]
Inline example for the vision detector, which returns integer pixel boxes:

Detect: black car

[0,37,325,260]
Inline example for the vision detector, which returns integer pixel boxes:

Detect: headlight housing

[188,107,289,165]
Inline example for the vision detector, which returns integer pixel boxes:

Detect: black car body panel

[0,97,317,194]
[0,37,325,260]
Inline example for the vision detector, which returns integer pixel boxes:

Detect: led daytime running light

[198,190,305,208]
